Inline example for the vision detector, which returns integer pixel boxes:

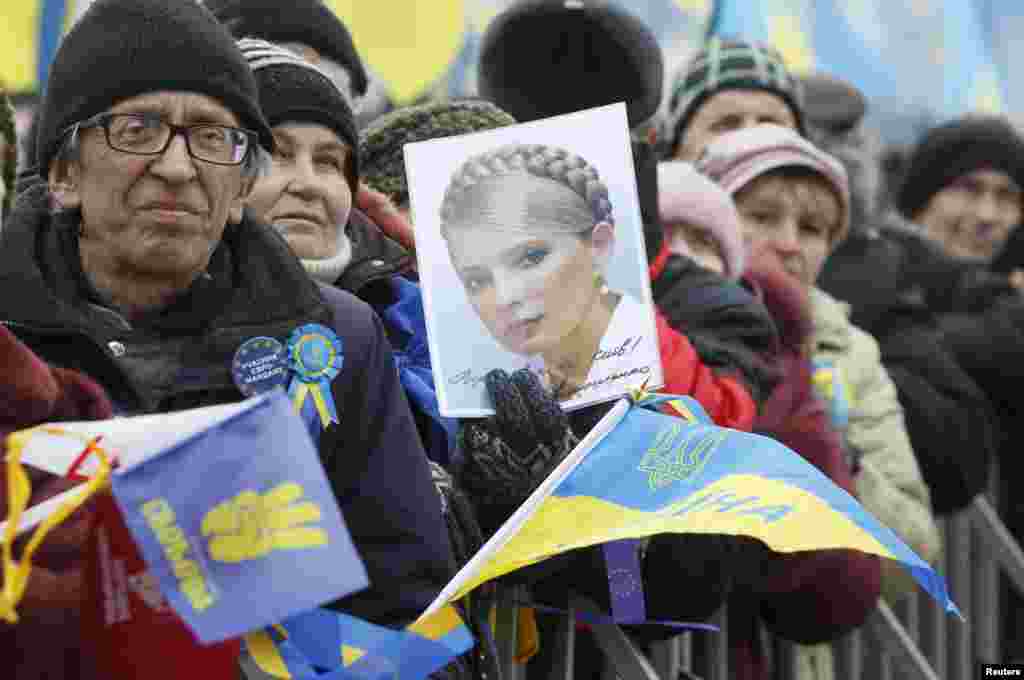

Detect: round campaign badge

[287,324,344,384]
[231,336,288,397]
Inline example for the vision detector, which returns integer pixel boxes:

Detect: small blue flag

[110,391,369,643]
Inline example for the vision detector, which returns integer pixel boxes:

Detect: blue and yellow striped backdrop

[711,0,1009,135]
[0,2,1014,150]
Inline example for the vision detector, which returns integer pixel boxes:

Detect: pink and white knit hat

[695,124,851,246]
[657,161,746,280]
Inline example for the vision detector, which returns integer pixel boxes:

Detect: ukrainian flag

[432,395,959,619]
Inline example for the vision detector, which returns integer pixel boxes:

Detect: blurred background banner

[0,0,1013,146]
[711,0,1009,145]
[325,0,467,104]
[0,0,79,94]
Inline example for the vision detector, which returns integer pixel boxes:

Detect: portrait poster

[404,103,663,417]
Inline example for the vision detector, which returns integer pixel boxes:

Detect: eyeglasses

[72,113,257,166]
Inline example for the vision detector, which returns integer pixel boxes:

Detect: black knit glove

[454,368,579,536]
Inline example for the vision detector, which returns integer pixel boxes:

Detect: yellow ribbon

[290,383,337,430]
[245,625,293,679]
[0,429,112,623]
[628,378,655,404]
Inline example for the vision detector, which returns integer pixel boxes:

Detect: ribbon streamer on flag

[0,393,370,643]
[0,433,111,622]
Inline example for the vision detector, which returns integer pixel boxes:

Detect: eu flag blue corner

[110,391,369,643]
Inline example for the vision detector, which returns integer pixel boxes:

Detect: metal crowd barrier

[493,473,1024,680]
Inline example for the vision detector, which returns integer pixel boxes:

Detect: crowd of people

[1,0,1022,678]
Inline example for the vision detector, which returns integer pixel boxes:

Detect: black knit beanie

[239,39,359,194]
[359,99,516,208]
[204,0,368,98]
[36,0,274,178]
[477,0,663,128]
[897,115,1024,221]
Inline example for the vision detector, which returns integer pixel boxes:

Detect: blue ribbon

[812,359,850,430]
[287,324,344,437]
[602,539,647,624]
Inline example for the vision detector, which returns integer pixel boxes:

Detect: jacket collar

[0,182,327,336]
[809,286,852,351]
[335,207,412,294]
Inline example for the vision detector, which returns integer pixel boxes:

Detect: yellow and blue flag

[109,391,370,644]
[0,0,82,92]
[246,604,474,679]
[429,394,959,619]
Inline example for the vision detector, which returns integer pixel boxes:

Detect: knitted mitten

[454,369,578,536]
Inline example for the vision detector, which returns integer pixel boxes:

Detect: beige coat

[788,289,942,680]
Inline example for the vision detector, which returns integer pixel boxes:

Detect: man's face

[53,91,251,283]
[915,168,1023,262]
[675,89,798,161]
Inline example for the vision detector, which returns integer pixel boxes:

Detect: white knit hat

[657,161,746,280]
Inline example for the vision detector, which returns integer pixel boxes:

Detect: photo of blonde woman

[405,105,661,416]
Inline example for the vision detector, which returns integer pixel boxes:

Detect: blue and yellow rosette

[287,324,343,431]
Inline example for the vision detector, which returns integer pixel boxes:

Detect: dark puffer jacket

[818,220,999,514]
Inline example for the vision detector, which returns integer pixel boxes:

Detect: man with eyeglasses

[0,1,455,677]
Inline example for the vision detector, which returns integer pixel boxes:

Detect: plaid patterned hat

[664,38,806,155]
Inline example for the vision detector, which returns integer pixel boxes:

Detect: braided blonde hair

[440,144,614,234]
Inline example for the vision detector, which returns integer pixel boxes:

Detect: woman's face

[446,224,611,356]
[665,220,725,275]
[247,123,353,260]
[734,173,840,287]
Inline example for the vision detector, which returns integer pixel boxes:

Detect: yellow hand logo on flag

[201,482,328,563]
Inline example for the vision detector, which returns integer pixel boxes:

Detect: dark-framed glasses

[72,112,257,166]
